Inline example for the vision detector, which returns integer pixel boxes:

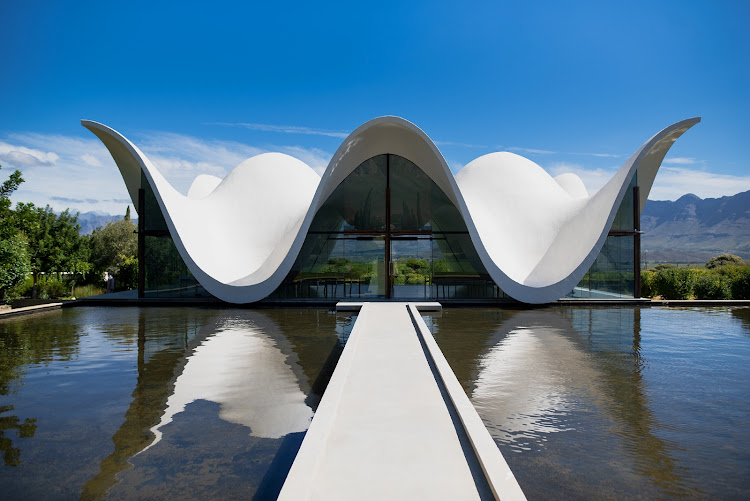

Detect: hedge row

[641,266,750,300]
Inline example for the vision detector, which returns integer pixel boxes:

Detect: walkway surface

[279,302,526,501]
[0,302,62,318]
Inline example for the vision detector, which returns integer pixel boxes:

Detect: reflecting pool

[0,307,348,500]
[426,306,750,500]
[1,306,749,500]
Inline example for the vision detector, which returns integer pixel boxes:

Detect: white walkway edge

[407,304,526,500]
[278,302,526,500]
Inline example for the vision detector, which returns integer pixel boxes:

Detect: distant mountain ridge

[641,190,750,262]
[76,211,138,234]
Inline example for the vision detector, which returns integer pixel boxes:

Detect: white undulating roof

[82,116,699,303]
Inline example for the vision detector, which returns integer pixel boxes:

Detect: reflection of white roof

[144,325,313,452]
[82,116,699,303]
[472,327,594,444]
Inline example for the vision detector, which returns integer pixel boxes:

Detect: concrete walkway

[0,302,63,319]
[279,302,525,501]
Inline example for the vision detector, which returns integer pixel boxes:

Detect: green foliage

[651,268,700,299]
[37,277,69,299]
[14,203,91,276]
[72,284,104,298]
[642,258,750,300]
[89,217,138,288]
[0,165,24,232]
[116,254,138,291]
[728,266,750,300]
[705,254,744,269]
[0,234,31,301]
[0,165,23,239]
[433,259,450,273]
[10,274,75,299]
[640,270,654,298]
[694,272,731,300]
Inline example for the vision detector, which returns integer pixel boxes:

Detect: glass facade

[137,158,639,302]
[140,173,211,299]
[267,154,505,301]
[568,174,638,298]
[568,235,635,298]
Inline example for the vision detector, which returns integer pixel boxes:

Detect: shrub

[652,268,700,299]
[640,270,655,297]
[729,267,750,300]
[115,255,138,292]
[72,284,104,298]
[694,272,731,300]
[40,278,69,299]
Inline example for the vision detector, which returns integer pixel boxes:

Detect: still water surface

[1,306,749,499]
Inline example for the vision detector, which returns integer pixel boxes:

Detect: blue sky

[1,0,748,215]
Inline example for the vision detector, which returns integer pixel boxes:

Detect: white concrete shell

[82,116,699,304]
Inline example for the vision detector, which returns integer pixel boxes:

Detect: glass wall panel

[391,237,432,299]
[611,174,637,231]
[431,235,506,299]
[141,173,169,232]
[309,155,387,232]
[569,235,635,298]
[267,235,387,300]
[389,155,469,232]
[144,235,212,298]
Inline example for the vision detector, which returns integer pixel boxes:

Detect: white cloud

[433,140,487,149]
[544,162,750,201]
[2,134,127,215]
[79,153,102,167]
[208,122,349,139]
[0,140,60,167]
[648,167,750,200]
[571,152,623,159]
[662,157,697,165]
[2,130,332,215]
[507,146,557,155]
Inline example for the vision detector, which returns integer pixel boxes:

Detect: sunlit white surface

[83,116,699,303]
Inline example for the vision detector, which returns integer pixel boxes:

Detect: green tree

[13,203,90,298]
[0,166,23,206]
[0,165,31,300]
[706,254,744,269]
[89,214,138,291]
[0,235,31,300]
[0,164,24,238]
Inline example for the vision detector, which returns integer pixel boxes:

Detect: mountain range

[641,190,750,263]
[76,211,137,235]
